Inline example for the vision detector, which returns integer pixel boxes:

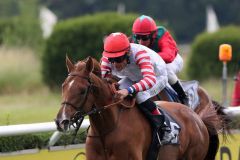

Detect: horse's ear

[66,55,74,73]
[85,56,94,74]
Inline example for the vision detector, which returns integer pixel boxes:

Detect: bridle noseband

[58,71,126,160]
[62,72,92,110]
[61,72,122,128]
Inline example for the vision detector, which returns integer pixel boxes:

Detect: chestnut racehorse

[96,57,230,160]
[55,56,222,160]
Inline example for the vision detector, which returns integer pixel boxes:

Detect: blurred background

[0,0,240,159]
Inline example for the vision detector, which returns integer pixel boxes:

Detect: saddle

[153,80,200,110]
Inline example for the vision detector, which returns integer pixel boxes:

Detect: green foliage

[0,0,43,51]
[0,0,19,18]
[0,19,14,45]
[0,133,49,152]
[0,47,43,94]
[42,12,137,89]
[0,132,86,152]
[40,0,215,42]
[187,26,240,81]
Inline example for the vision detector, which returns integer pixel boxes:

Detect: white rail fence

[0,107,239,146]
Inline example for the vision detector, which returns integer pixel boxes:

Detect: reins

[61,71,125,143]
[61,70,135,160]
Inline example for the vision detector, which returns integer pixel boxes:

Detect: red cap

[103,32,130,58]
[132,15,157,35]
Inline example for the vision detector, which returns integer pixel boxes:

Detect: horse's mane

[73,57,101,77]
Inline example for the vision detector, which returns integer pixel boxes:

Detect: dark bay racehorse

[55,56,222,160]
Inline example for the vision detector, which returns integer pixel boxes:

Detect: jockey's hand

[115,89,129,100]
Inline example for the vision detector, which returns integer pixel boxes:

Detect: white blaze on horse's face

[68,79,75,89]
[61,105,69,129]
[61,79,76,122]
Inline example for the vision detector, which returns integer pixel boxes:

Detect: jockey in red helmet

[132,15,189,106]
[101,32,171,142]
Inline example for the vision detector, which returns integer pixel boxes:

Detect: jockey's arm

[127,51,157,95]
[100,56,112,78]
[157,31,178,64]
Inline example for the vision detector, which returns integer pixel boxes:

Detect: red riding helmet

[132,15,157,35]
[103,32,130,58]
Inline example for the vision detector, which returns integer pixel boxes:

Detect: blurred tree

[0,0,19,18]
[212,0,240,25]
[39,0,240,42]
[0,0,43,51]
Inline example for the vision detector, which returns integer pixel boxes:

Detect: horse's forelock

[75,61,87,71]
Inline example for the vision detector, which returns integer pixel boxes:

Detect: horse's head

[55,56,98,132]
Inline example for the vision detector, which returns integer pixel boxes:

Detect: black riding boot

[138,100,168,160]
[139,99,168,130]
[171,80,189,106]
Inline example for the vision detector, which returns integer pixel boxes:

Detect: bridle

[58,71,126,160]
[58,71,124,138]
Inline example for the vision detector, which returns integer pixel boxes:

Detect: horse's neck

[89,106,120,136]
[90,76,119,135]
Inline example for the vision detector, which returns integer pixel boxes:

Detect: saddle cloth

[180,80,200,110]
[157,106,181,145]
[138,104,181,160]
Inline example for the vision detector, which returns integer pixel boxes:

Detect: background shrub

[0,131,86,152]
[0,19,13,45]
[42,12,138,89]
[187,26,240,81]
[0,0,43,51]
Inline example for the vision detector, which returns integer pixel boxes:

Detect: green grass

[0,89,61,125]
[201,78,235,103]
[0,46,61,125]
[0,46,43,94]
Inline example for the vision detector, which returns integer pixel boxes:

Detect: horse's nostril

[61,119,70,131]
[55,119,71,132]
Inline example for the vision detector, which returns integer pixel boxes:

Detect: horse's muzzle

[55,119,71,132]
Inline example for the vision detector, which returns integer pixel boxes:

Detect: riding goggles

[108,54,128,63]
[135,34,151,41]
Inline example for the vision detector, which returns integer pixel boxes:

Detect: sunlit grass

[0,46,43,94]
[0,88,61,125]
[0,46,61,125]
[200,78,235,103]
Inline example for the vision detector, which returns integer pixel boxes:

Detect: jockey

[101,32,170,137]
[131,15,189,106]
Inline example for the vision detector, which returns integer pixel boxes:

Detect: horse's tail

[198,105,222,160]
[211,100,232,140]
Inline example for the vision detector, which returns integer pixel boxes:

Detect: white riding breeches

[118,76,167,104]
[166,54,183,85]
